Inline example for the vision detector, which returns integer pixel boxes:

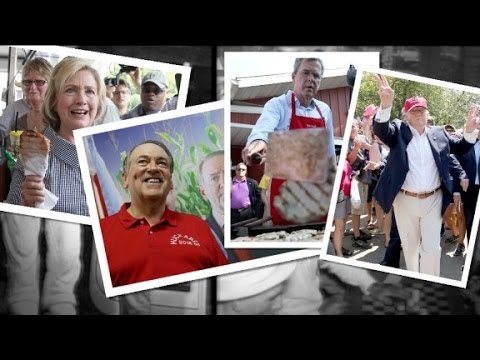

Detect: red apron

[270,93,326,225]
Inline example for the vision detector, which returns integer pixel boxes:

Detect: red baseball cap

[403,96,428,113]
[363,104,378,118]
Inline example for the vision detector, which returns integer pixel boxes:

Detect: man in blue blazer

[453,141,480,246]
[372,74,478,276]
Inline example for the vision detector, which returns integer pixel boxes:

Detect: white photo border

[75,100,325,297]
[0,45,191,225]
[224,51,380,249]
[320,66,480,289]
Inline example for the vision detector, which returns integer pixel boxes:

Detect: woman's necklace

[28,112,44,132]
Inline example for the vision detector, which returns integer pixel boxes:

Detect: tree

[356,72,480,128]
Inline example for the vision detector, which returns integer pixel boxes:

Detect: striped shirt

[6,126,88,216]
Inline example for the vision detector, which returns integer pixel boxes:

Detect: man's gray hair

[293,58,324,78]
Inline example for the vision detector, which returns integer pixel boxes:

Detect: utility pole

[6,46,17,106]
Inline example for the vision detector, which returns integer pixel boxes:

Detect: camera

[104,65,138,88]
[346,65,357,87]
[104,77,117,87]
[119,65,138,73]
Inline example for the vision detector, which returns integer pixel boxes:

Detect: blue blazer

[373,119,474,215]
[453,146,477,192]
[448,155,467,194]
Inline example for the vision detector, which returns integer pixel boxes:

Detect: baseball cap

[142,70,168,90]
[403,96,428,113]
[363,104,377,118]
[104,77,117,87]
[217,261,297,301]
[444,124,456,132]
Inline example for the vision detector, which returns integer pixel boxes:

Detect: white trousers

[1,212,82,314]
[393,190,443,276]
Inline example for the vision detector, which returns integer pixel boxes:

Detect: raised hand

[130,67,142,90]
[464,105,479,134]
[363,160,380,171]
[373,74,394,109]
[353,136,371,150]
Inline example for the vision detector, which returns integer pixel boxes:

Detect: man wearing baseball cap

[372,74,478,277]
[122,70,174,119]
[361,103,378,133]
[363,104,378,118]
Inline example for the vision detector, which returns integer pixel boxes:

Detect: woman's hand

[21,175,45,207]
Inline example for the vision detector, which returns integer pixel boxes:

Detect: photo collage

[0,45,479,315]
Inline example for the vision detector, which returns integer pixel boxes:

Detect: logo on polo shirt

[170,234,200,247]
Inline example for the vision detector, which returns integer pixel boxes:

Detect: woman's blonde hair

[42,56,106,131]
[22,57,53,81]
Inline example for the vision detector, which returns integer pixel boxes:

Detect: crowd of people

[2,52,480,315]
[0,55,190,315]
[330,73,480,280]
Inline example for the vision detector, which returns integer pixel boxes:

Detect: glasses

[22,79,47,87]
[113,90,130,96]
[237,168,247,171]
[142,85,163,95]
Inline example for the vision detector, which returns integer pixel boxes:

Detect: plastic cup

[9,130,23,155]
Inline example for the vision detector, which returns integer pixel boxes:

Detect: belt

[400,187,441,199]
[233,207,250,212]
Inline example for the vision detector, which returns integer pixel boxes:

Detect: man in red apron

[242,58,335,225]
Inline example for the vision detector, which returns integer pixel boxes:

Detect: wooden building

[230,70,352,181]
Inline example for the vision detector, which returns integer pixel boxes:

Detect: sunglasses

[142,85,164,95]
[22,79,47,87]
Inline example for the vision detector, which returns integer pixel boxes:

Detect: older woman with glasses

[0,57,52,146]
[1,56,106,314]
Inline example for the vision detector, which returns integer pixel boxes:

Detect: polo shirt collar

[117,203,178,228]
[233,177,246,183]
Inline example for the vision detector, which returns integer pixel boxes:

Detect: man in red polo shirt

[101,140,229,287]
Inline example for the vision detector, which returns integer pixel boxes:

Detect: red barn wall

[232,87,351,138]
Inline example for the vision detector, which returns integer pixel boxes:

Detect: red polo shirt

[101,203,229,287]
